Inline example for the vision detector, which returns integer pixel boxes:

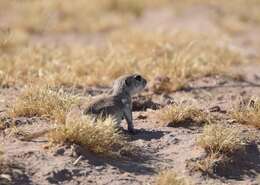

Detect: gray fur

[83,74,147,133]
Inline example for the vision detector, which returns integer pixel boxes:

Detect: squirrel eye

[125,78,131,86]
[134,75,142,81]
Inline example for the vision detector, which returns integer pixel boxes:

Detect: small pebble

[95,166,104,171]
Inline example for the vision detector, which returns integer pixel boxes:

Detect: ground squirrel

[21,74,147,141]
[83,74,147,133]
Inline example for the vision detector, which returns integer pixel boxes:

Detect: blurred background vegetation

[0,0,259,90]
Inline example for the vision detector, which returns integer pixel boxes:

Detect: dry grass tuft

[156,100,209,127]
[0,119,5,130]
[0,0,169,34]
[174,0,260,34]
[231,97,260,128]
[195,124,250,173]
[194,152,222,174]
[0,145,5,176]
[107,0,167,16]
[155,170,190,185]
[197,124,244,155]
[48,115,126,155]
[0,30,245,91]
[9,86,82,124]
[9,96,134,156]
[109,30,244,91]
[0,28,12,52]
[0,146,3,164]
[0,29,28,52]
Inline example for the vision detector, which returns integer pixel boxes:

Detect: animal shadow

[123,128,166,141]
[0,162,33,185]
[214,143,260,180]
[76,147,156,176]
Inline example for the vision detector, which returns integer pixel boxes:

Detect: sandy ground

[1,4,260,185]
